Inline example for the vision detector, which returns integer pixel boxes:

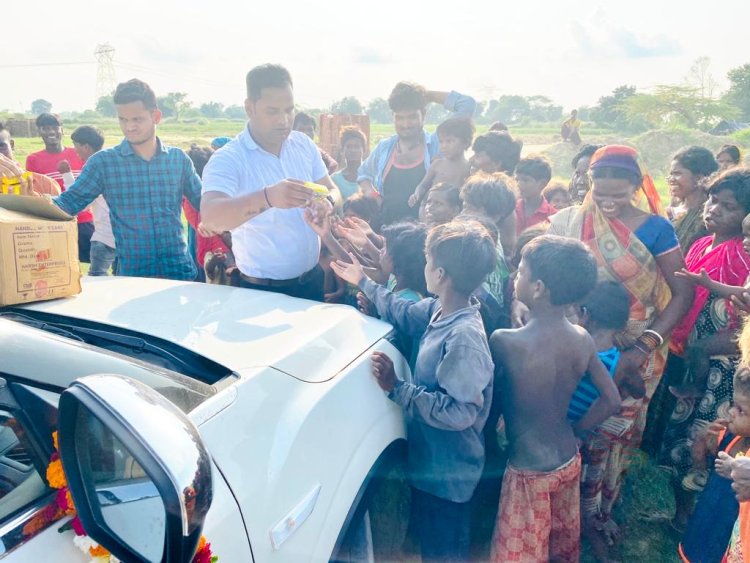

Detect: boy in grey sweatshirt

[332,220,497,562]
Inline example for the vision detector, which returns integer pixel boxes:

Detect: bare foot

[599,518,621,546]
[583,520,621,563]
[669,384,704,399]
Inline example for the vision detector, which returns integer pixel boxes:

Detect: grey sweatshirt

[360,278,494,503]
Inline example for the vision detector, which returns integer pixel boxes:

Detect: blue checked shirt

[53,138,202,280]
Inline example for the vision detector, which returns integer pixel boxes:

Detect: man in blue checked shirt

[50,79,203,281]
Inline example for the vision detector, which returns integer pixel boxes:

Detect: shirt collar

[241,123,297,155]
[240,124,261,152]
[429,299,482,327]
[117,137,167,157]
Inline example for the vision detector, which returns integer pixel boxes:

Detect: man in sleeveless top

[358,82,476,226]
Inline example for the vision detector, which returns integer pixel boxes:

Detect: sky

[3,0,750,114]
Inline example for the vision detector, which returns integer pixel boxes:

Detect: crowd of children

[6,91,750,562]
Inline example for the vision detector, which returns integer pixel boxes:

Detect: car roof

[12,277,393,383]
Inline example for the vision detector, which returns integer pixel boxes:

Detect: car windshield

[0,312,233,413]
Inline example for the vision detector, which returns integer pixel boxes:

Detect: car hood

[12,277,393,383]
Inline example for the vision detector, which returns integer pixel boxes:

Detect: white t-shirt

[201,127,327,280]
[90,196,115,248]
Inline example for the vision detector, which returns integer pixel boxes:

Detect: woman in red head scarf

[548,145,694,555]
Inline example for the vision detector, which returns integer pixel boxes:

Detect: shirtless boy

[490,235,621,563]
[408,117,473,209]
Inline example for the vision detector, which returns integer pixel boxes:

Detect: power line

[115,61,238,90]
[0,61,95,68]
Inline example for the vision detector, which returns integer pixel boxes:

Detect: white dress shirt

[202,127,327,280]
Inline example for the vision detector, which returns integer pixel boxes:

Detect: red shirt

[182,199,230,268]
[515,197,558,234]
[26,148,93,223]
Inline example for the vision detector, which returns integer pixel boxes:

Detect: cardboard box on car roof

[0,195,80,306]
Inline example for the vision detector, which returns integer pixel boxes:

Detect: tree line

[21,58,750,133]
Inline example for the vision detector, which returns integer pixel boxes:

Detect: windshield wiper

[2,313,192,373]
[0,313,84,343]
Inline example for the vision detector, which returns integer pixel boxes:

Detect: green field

[11,119,746,211]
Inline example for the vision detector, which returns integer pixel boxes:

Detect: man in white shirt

[200,64,339,301]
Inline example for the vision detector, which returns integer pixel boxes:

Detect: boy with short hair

[70,126,115,276]
[489,235,621,563]
[331,220,497,563]
[514,154,557,234]
[27,113,94,262]
[408,117,474,208]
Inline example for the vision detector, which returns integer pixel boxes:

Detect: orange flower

[46,458,67,489]
[198,536,207,551]
[89,544,110,557]
[52,431,59,451]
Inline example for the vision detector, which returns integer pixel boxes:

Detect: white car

[0,276,410,562]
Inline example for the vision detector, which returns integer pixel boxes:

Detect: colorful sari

[671,236,750,355]
[549,196,673,523]
[658,237,750,490]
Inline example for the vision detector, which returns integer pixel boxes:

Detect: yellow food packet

[303,181,330,197]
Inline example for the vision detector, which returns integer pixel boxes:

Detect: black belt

[239,268,314,288]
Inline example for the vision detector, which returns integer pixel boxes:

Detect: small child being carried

[408,117,474,209]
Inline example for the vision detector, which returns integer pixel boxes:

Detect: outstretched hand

[371,351,397,392]
[675,268,712,288]
[335,218,369,249]
[330,252,366,286]
[304,207,331,239]
[345,215,375,238]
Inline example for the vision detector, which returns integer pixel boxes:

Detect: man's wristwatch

[325,194,335,208]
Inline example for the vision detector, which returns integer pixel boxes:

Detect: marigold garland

[38,431,217,563]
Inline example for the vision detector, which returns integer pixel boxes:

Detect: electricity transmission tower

[94,44,116,98]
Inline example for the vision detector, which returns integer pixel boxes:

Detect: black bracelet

[263,187,273,208]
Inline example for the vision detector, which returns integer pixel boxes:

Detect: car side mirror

[58,375,213,563]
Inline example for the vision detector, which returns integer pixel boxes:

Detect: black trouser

[78,221,95,263]
[411,488,471,563]
[234,265,324,302]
